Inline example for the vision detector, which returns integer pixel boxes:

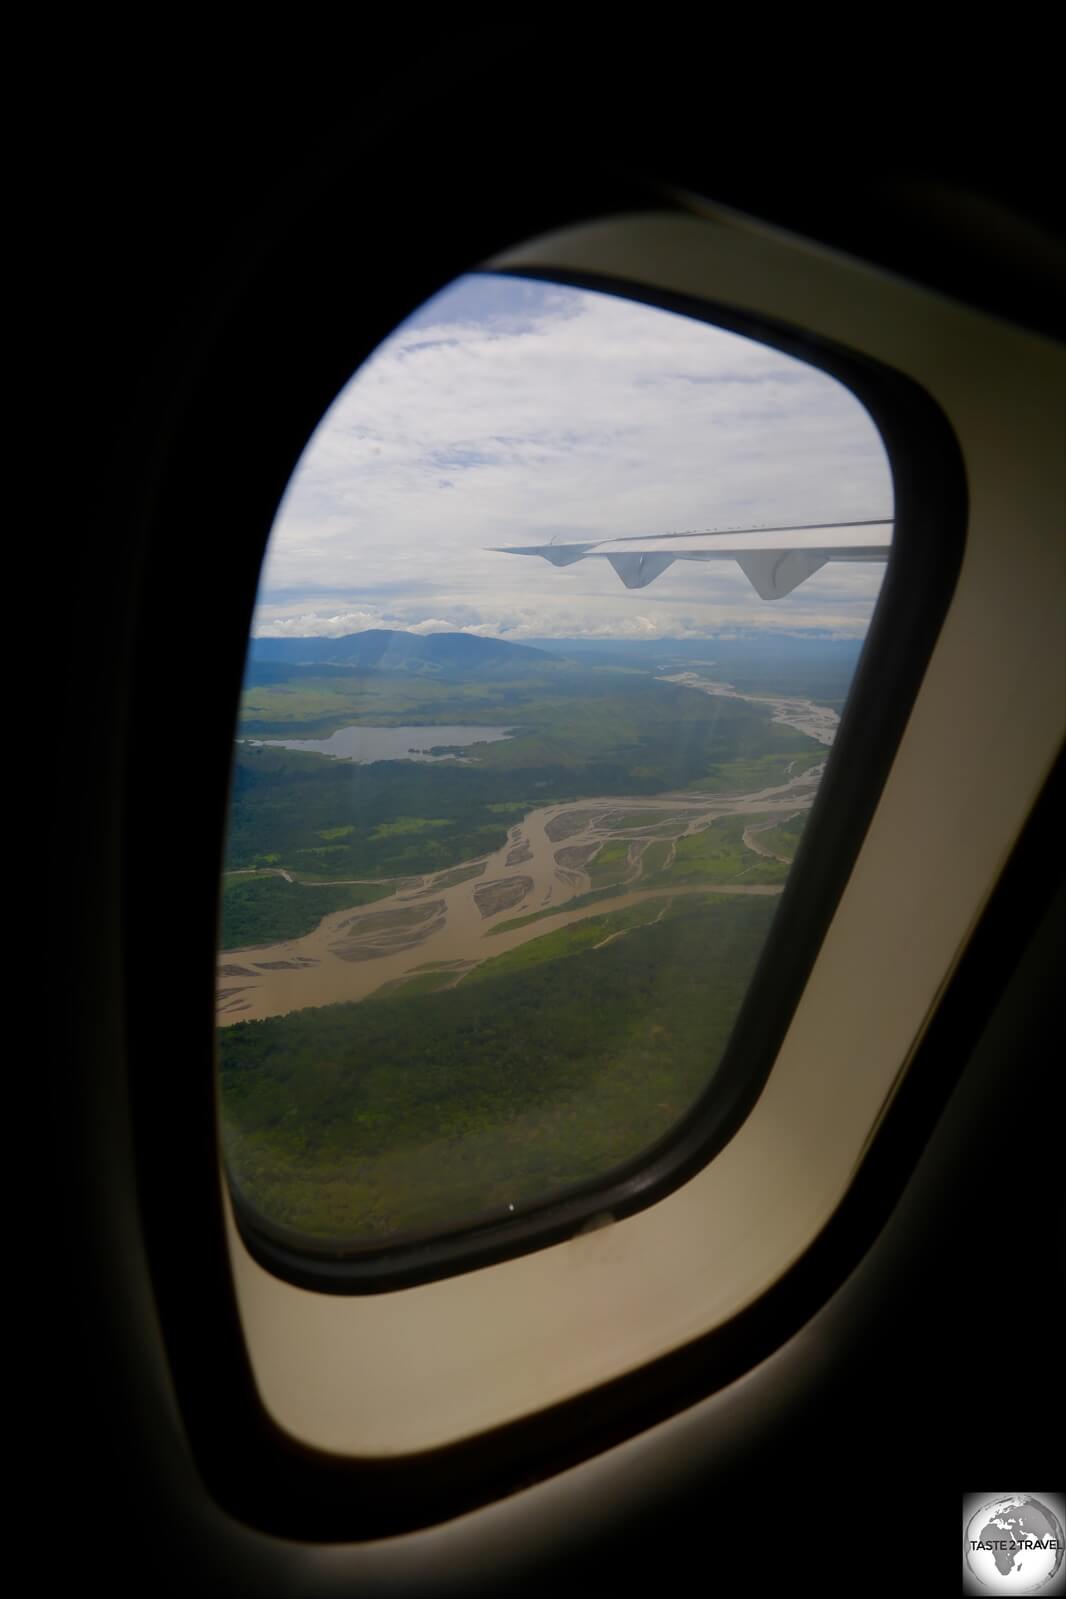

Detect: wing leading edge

[493,520,892,599]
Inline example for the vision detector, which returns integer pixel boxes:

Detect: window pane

[216,273,893,1255]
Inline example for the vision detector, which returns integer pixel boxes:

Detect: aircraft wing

[493,520,892,599]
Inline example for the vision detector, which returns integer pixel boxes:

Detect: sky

[253,274,894,641]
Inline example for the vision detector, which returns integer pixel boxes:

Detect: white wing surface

[493,520,892,599]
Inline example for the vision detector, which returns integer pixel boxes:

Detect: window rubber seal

[224,265,969,1296]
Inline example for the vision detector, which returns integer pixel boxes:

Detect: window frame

[117,183,1066,1543]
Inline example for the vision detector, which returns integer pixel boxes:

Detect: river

[217,676,839,1025]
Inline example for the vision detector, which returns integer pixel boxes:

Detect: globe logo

[965,1495,1065,1594]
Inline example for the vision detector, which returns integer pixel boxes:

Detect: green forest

[217,633,857,1247]
[221,873,397,949]
[218,893,776,1244]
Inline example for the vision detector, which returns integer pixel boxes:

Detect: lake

[243,725,515,763]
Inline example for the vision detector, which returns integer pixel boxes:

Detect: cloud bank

[254,274,893,640]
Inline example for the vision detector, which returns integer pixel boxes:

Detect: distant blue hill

[245,628,863,701]
[247,629,552,681]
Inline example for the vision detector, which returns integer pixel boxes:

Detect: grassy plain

[685,749,823,793]
[640,839,674,875]
[371,969,462,999]
[462,897,676,986]
[489,885,641,936]
[641,815,790,888]
[750,811,808,862]
[586,838,633,888]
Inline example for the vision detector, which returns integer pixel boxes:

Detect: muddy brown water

[217,676,840,1024]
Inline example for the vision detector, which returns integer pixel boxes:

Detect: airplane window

[216,272,894,1282]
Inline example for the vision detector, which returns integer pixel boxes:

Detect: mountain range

[247,630,551,680]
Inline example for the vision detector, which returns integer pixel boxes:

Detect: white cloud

[254,276,893,640]
[404,617,473,635]
[254,608,386,637]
